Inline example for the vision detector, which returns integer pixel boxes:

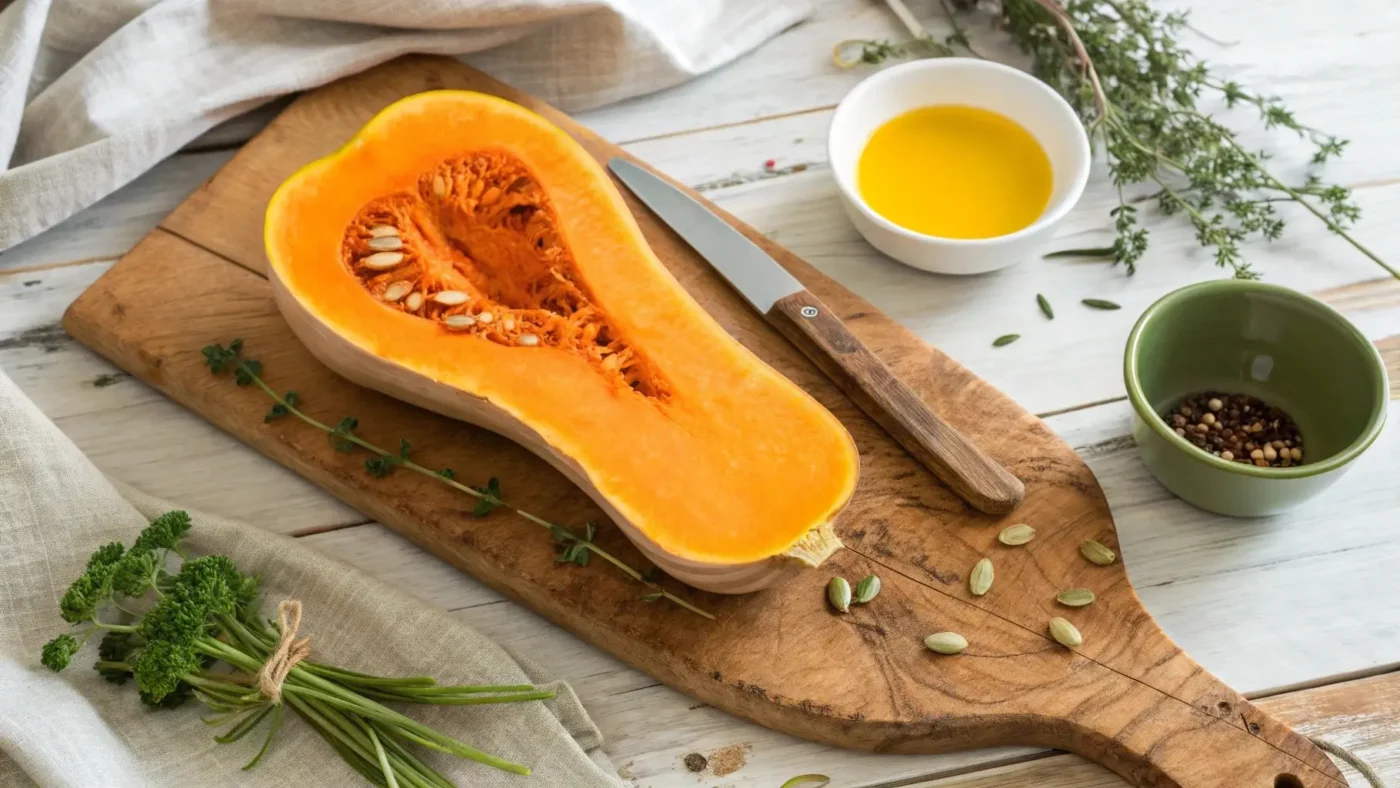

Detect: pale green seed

[969,558,994,597]
[854,574,881,604]
[1056,588,1096,607]
[998,523,1036,546]
[1049,617,1083,648]
[827,576,852,613]
[924,632,968,655]
[1080,539,1117,566]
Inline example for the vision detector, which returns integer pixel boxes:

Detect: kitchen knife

[607,157,1024,515]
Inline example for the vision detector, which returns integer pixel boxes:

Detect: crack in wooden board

[61,55,1351,787]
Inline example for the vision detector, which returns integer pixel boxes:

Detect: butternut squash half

[265,91,859,593]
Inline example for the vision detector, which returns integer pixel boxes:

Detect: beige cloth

[0,0,812,251]
[0,367,625,787]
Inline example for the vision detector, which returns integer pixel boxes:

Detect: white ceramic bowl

[828,58,1091,275]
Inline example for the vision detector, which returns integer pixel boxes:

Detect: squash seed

[362,252,404,270]
[382,281,411,303]
[1049,617,1083,648]
[1079,539,1117,566]
[924,632,967,655]
[404,292,424,311]
[998,524,1035,546]
[432,174,447,197]
[969,558,993,596]
[367,236,403,251]
[827,577,852,613]
[433,290,469,306]
[477,311,495,324]
[1056,588,1095,607]
[516,333,540,347]
[853,574,881,604]
[444,314,476,330]
[503,318,516,331]
[368,225,399,238]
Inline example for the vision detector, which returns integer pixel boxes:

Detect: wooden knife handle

[767,290,1024,514]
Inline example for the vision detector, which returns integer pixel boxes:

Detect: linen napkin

[0,0,812,251]
[0,366,625,787]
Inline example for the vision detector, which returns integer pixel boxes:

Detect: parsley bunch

[41,514,554,784]
[841,0,1396,280]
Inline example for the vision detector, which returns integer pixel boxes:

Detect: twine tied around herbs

[256,600,312,703]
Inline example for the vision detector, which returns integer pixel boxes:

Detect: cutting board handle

[1040,679,1346,787]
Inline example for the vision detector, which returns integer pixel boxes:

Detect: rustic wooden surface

[2,2,1398,786]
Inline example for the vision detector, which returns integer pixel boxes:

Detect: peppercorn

[1160,392,1303,468]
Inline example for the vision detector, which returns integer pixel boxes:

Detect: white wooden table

[3,2,1398,786]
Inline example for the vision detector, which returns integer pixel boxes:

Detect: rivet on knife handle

[768,290,1025,514]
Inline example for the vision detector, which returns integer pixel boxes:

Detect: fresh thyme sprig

[836,0,1397,281]
[203,340,714,620]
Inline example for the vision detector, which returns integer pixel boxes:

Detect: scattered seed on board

[1056,588,1095,607]
[432,174,447,197]
[1049,617,1083,648]
[1079,539,1116,566]
[368,225,399,238]
[404,292,424,311]
[827,577,852,613]
[853,574,881,604]
[362,252,404,270]
[517,333,540,347]
[477,311,495,325]
[382,281,411,303]
[969,558,994,596]
[444,314,476,330]
[924,632,968,655]
[998,524,1035,546]
[993,333,1020,347]
[367,236,403,251]
[433,290,469,306]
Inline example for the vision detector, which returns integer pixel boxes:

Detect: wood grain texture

[63,56,1348,786]
[915,671,1400,787]
[768,289,1024,513]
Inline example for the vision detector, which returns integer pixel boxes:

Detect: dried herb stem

[207,341,712,620]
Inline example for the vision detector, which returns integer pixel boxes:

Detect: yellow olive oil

[857,105,1053,239]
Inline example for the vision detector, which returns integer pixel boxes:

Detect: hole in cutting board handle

[1275,774,1305,788]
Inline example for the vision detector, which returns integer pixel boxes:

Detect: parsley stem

[233,357,713,620]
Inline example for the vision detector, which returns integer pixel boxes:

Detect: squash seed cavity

[343,152,671,401]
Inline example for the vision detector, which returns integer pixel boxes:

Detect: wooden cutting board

[63,55,1346,787]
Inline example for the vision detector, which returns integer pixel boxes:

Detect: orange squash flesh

[266,91,858,574]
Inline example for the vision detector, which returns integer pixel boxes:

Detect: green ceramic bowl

[1124,280,1388,517]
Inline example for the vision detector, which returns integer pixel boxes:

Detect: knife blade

[607,157,1024,515]
[609,158,803,313]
